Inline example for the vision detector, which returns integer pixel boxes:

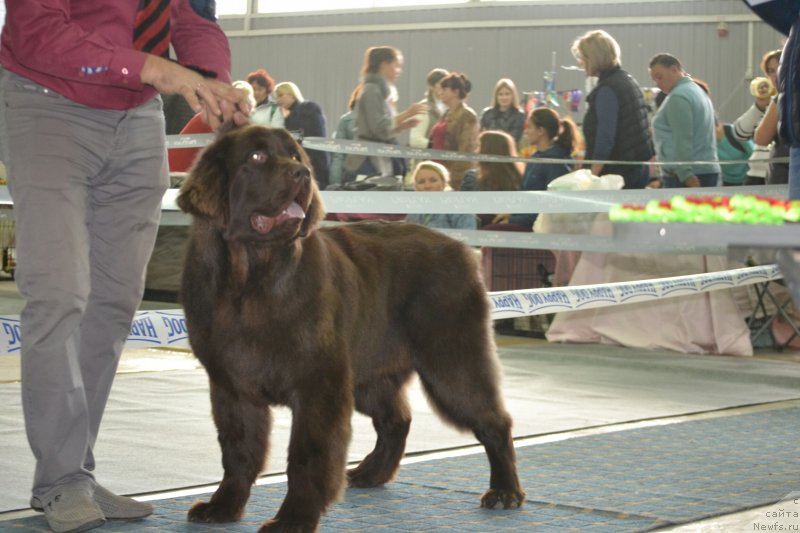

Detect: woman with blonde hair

[753,49,789,184]
[479,78,526,144]
[405,161,477,229]
[275,81,330,188]
[232,80,256,110]
[571,29,653,188]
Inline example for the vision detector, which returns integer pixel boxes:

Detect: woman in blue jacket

[503,108,579,229]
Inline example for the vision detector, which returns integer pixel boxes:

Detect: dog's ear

[300,181,326,237]
[294,141,326,237]
[177,133,232,219]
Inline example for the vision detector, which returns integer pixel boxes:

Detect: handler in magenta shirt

[0,2,250,532]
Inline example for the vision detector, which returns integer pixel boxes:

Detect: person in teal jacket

[649,53,721,187]
[717,121,754,185]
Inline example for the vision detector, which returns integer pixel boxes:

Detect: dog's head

[177,125,325,244]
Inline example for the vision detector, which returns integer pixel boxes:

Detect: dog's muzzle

[250,202,306,235]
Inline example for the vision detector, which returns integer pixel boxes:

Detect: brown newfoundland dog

[176,124,525,532]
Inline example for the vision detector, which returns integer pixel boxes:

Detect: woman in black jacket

[479,78,526,146]
[274,81,330,189]
[571,29,654,189]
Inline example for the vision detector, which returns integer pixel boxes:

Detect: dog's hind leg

[411,319,526,510]
[347,370,413,488]
[188,381,271,523]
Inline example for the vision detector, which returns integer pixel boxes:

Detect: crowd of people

[182,30,788,232]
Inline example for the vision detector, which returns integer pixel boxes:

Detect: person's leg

[1,71,112,495]
[1,72,166,529]
[696,173,720,187]
[358,157,378,177]
[79,96,169,472]
[622,165,649,189]
[744,175,767,186]
[661,174,681,188]
[0,70,108,532]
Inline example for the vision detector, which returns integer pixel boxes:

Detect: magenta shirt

[430,116,448,151]
[0,0,231,110]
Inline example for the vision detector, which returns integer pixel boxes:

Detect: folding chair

[748,279,800,350]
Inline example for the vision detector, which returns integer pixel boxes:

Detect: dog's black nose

[290,166,311,183]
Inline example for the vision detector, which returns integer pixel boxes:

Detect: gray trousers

[0,70,169,499]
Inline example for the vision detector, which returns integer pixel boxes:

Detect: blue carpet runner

[5,406,799,532]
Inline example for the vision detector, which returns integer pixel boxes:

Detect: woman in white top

[247,68,284,128]
[409,68,449,150]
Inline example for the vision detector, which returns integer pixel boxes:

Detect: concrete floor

[1,277,799,532]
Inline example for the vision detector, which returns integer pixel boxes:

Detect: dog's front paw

[258,517,319,533]
[187,499,243,523]
[480,488,526,509]
[347,467,384,488]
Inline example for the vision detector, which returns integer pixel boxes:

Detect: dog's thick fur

[177,125,525,532]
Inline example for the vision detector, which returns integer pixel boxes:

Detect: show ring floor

[2,332,800,532]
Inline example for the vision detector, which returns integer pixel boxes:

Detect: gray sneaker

[39,488,105,533]
[92,485,153,519]
[31,484,153,520]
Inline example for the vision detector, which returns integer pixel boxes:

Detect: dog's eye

[249,150,269,164]
[291,152,302,162]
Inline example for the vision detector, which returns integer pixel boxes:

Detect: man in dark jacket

[743,0,800,199]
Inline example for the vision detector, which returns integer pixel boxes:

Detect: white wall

[220,0,786,134]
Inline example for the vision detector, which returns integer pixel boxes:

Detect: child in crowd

[716,118,754,186]
[405,161,477,229]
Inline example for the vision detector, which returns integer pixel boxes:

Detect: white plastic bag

[546,168,625,191]
[534,169,622,234]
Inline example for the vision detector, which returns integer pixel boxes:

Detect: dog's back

[318,221,492,359]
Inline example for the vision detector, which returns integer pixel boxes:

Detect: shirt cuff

[108,49,148,91]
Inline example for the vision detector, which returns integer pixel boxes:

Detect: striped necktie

[134,0,171,58]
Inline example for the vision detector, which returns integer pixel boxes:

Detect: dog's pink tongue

[250,202,305,235]
[280,202,306,222]
[250,215,276,234]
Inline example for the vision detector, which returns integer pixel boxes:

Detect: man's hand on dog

[140,55,252,129]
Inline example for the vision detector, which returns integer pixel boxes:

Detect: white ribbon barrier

[490,264,780,319]
[167,134,790,168]
[0,310,189,356]
[1,185,790,254]
[5,185,789,218]
[0,265,781,355]
[156,185,789,217]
